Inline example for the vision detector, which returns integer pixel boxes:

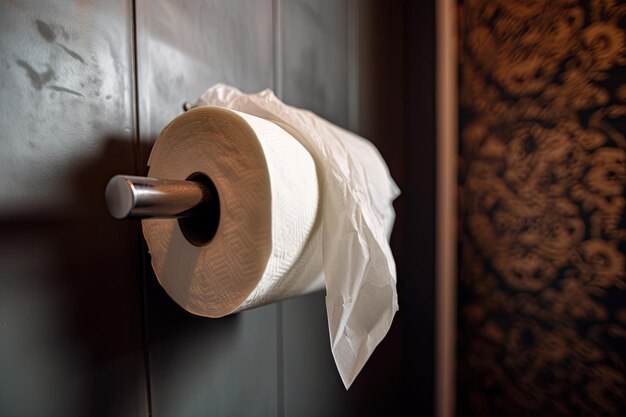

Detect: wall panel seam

[129,0,153,414]
[273,0,285,416]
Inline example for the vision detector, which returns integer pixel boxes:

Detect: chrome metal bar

[105,175,211,219]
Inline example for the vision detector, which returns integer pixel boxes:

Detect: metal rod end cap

[105,175,134,219]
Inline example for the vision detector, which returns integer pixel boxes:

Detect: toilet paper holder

[105,174,220,245]
[105,101,212,220]
[105,175,213,219]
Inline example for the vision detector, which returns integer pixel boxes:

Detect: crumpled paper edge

[195,84,400,388]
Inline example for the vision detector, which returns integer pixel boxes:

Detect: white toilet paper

[143,107,323,317]
[144,84,400,388]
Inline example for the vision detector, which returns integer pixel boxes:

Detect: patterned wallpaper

[457,1,626,416]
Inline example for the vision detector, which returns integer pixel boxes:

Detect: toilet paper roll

[147,84,400,389]
[143,106,323,318]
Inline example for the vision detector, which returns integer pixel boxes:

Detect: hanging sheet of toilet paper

[143,84,400,388]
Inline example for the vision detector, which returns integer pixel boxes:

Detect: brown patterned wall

[457,1,626,416]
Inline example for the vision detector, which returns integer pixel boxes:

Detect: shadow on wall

[0,134,248,417]
[0,137,146,417]
[457,1,626,416]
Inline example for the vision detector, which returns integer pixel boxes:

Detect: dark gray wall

[0,1,148,416]
[135,1,278,416]
[0,1,435,416]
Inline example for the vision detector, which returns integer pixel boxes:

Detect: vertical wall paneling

[278,1,352,416]
[0,2,442,416]
[134,1,278,416]
[278,1,415,416]
[404,1,437,415]
[279,0,350,127]
[353,1,411,415]
[0,0,148,416]
[353,1,437,414]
